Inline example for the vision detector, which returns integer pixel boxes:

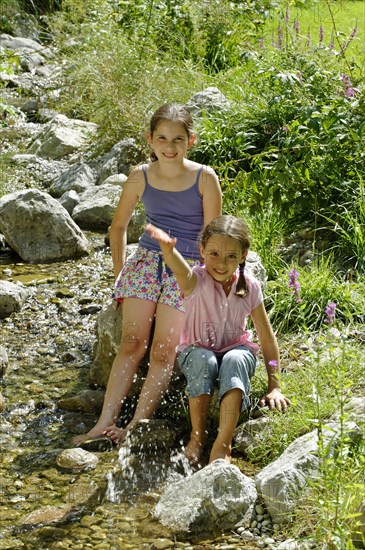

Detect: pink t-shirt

[178,266,263,355]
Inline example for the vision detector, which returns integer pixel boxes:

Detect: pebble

[150,539,174,549]
[240,530,254,541]
[255,504,265,515]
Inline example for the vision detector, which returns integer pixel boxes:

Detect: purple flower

[325,301,337,324]
[268,360,278,367]
[319,25,324,43]
[293,19,300,35]
[288,268,301,302]
[341,73,355,98]
[277,24,283,48]
[285,8,290,23]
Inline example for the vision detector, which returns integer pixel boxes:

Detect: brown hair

[149,103,194,161]
[201,215,251,297]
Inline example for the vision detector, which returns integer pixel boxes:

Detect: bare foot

[104,424,128,444]
[70,419,115,447]
[71,427,108,447]
[184,435,204,466]
[209,442,232,464]
[104,420,137,445]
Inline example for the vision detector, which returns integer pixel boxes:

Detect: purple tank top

[138,164,204,260]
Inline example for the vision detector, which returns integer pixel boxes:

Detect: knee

[119,336,148,358]
[150,339,176,366]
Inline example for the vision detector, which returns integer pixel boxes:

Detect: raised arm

[146,224,197,296]
[109,169,143,279]
[250,302,290,412]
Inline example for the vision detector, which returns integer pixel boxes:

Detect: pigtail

[235,261,249,298]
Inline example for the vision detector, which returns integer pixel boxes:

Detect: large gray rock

[0,34,52,56]
[72,184,121,230]
[98,138,144,184]
[27,114,97,159]
[0,189,90,263]
[90,301,122,387]
[50,163,98,197]
[185,87,231,116]
[153,459,257,535]
[0,281,29,319]
[255,421,362,525]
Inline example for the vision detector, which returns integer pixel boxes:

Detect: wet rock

[57,389,105,413]
[56,448,99,472]
[120,419,177,453]
[19,505,73,526]
[0,189,90,263]
[153,459,257,535]
[0,280,29,318]
[0,345,9,377]
[151,539,175,549]
[79,304,102,315]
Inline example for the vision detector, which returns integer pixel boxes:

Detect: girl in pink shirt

[147,215,290,466]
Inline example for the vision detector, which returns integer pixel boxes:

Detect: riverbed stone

[153,459,257,535]
[19,505,73,526]
[57,389,105,413]
[56,448,99,472]
[0,188,90,263]
[0,280,29,318]
[0,345,9,377]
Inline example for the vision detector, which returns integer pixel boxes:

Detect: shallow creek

[0,234,260,550]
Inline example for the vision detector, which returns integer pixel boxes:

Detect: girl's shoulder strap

[141,164,149,185]
[194,164,204,184]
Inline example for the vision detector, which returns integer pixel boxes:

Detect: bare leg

[184,394,211,465]
[105,303,185,443]
[71,298,155,445]
[209,388,242,463]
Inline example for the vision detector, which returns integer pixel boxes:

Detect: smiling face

[146,120,196,162]
[200,234,247,291]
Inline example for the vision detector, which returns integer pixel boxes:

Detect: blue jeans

[177,345,257,411]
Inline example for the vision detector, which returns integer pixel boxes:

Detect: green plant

[265,258,365,334]
[319,175,365,275]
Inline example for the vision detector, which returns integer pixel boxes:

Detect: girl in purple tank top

[72,103,222,448]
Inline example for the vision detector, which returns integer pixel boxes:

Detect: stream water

[0,235,260,550]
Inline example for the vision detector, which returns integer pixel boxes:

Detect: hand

[259,388,291,413]
[146,224,177,248]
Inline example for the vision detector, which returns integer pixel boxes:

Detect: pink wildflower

[288,268,301,302]
[324,301,337,324]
